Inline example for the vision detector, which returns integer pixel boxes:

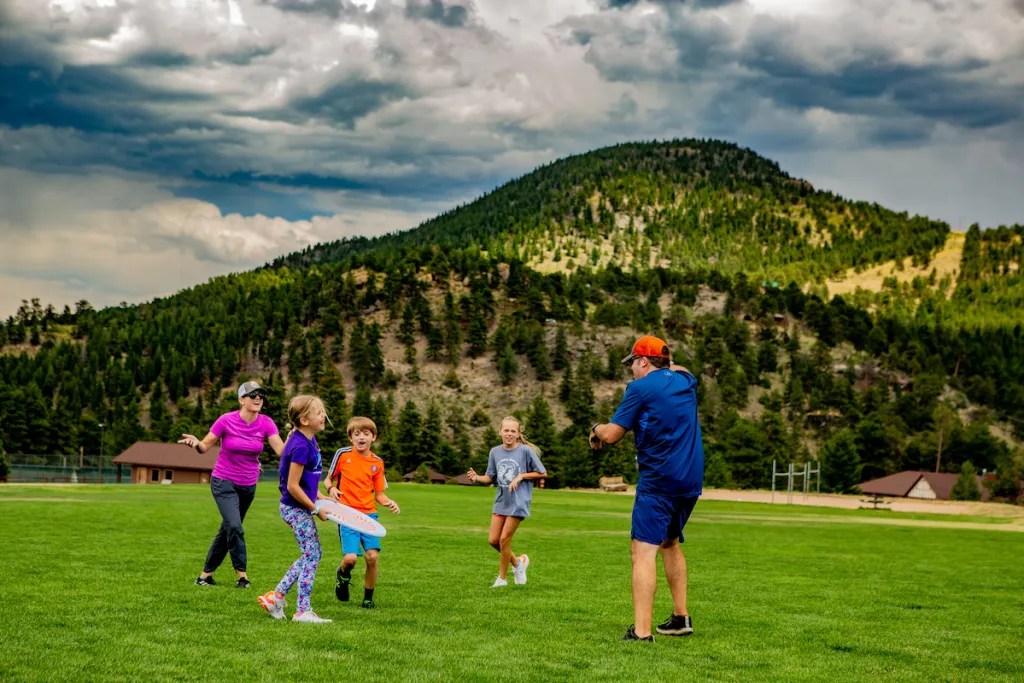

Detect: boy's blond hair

[347,416,377,438]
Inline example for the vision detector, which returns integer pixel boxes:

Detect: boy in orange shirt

[324,417,400,609]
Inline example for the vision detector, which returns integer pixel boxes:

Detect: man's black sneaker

[656,614,693,636]
[622,626,654,642]
[361,599,376,609]
[235,577,251,589]
[194,575,216,586]
[335,568,350,602]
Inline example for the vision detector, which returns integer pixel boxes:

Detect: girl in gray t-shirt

[467,416,547,588]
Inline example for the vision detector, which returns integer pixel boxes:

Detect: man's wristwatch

[590,423,601,434]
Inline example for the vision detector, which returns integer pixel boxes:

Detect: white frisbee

[318,501,387,537]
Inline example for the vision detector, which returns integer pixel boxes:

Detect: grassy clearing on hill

[1,484,1022,682]
[826,233,965,298]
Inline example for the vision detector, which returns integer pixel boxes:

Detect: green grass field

[1,484,1022,682]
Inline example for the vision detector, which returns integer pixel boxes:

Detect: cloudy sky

[2,0,1023,317]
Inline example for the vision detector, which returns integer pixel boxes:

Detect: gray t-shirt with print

[486,444,546,518]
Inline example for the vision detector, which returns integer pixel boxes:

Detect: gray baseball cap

[237,381,266,399]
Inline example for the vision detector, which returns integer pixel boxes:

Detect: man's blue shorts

[631,493,699,545]
[338,513,382,556]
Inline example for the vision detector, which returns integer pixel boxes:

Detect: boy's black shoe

[361,599,376,609]
[235,577,251,589]
[622,626,654,642]
[335,568,350,602]
[656,613,693,636]
[194,575,216,586]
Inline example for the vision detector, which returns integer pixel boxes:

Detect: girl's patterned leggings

[276,503,323,614]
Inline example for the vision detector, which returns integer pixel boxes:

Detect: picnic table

[859,493,889,509]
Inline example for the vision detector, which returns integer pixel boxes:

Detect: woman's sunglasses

[243,391,267,400]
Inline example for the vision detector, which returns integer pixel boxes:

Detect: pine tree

[394,400,423,473]
[497,340,518,386]
[467,312,488,357]
[553,327,569,370]
[398,304,416,347]
[329,327,345,362]
[352,385,373,420]
[566,356,595,427]
[525,396,556,459]
[348,321,366,377]
[951,461,982,501]
[444,316,462,366]
[363,322,385,385]
[320,365,349,431]
[420,401,444,468]
[307,337,326,391]
[447,406,473,470]
[821,428,861,493]
[559,425,596,487]
[426,324,444,362]
[476,426,499,473]
[372,396,392,455]
[558,359,573,405]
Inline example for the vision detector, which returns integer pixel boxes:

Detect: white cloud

[0,168,438,316]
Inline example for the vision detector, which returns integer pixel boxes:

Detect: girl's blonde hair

[284,395,327,437]
[499,416,539,455]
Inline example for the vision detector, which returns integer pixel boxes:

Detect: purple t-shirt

[279,431,323,510]
[210,412,279,486]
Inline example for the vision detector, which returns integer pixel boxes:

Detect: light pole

[98,423,105,480]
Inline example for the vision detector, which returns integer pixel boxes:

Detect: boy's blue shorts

[339,512,382,556]
[631,493,698,546]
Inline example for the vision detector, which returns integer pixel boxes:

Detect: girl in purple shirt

[179,381,286,588]
[258,395,332,623]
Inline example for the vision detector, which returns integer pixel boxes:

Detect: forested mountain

[1,139,1022,501]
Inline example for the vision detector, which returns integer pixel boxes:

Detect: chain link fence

[3,453,125,484]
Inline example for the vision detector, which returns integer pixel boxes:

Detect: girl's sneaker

[492,577,508,588]
[257,591,286,620]
[293,611,332,623]
[513,554,530,585]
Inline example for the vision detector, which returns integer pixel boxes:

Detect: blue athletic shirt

[610,368,704,498]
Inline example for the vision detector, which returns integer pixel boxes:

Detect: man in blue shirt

[590,336,704,642]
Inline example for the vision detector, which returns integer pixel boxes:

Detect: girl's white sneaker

[492,577,508,588]
[292,611,332,623]
[513,554,530,585]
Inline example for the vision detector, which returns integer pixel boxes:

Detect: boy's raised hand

[467,467,479,482]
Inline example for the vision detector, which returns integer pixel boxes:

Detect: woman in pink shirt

[179,381,286,588]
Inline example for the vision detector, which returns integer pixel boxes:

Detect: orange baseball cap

[621,336,671,365]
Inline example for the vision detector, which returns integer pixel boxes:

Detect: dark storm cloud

[405,0,472,28]
[0,63,210,135]
[193,169,376,192]
[247,79,411,128]
[603,0,744,9]
[258,0,351,19]
[738,30,1023,130]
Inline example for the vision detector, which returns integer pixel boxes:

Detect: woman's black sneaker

[656,614,693,636]
[235,577,251,589]
[194,575,217,586]
[361,599,376,609]
[622,626,655,642]
[335,568,350,602]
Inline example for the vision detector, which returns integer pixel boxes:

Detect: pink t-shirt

[210,412,279,486]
